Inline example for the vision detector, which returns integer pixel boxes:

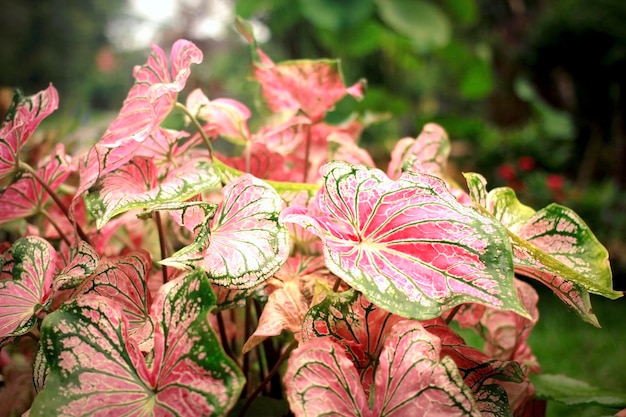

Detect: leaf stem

[153,211,169,283]
[40,208,72,247]
[302,124,312,183]
[237,339,298,417]
[175,102,214,159]
[216,310,236,363]
[444,304,463,325]
[19,161,92,246]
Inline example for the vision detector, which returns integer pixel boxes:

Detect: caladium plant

[0,18,624,417]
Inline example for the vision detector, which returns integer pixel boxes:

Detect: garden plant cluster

[0,19,624,416]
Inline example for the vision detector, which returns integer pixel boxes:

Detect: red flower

[496,163,517,181]
[517,156,535,171]
[546,174,565,190]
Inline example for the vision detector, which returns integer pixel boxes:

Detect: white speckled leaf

[161,174,290,289]
[30,270,244,416]
[464,172,621,325]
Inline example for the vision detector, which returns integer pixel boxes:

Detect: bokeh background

[1,1,625,416]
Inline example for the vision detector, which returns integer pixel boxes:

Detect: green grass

[529,284,626,417]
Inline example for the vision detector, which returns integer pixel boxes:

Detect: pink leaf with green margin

[0,236,56,347]
[464,172,621,325]
[186,88,251,143]
[285,320,481,417]
[236,17,363,122]
[161,174,290,289]
[135,127,193,166]
[30,270,244,416]
[387,123,450,179]
[0,84,59,179]
[54,241,99,291]
[0,144,72,224]
[254,114,311,156]
[281,161,526,320]
[72,250,154,351]
[97,156,220,228]
[216,142,295,182]
[75,39,202,200]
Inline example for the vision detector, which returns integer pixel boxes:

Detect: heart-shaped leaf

[97,156,220,228]
[284,320,481,416]
[281,161,526,320]
[75,39,202,200]
[72,250,154,351]
[0,236,56,347]
[30,270,244,416]
[236,18,364,122]
[0,144,72,224]
[464,173,622,325]
[0,84,59,179]
[162,174,290,289]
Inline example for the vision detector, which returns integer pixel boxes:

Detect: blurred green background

[1,1,625,415]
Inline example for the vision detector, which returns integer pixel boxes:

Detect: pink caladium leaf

[162,174,290,289]
[75,39,202,200]
[0,84,59,179]
[236,18,364,122]
[0,144,72,224]
[282,161,527,320]
[54,241,99,291]
[186,88,251,143]
[0,236,56,348]
[96,156,220,228]
[387,123,450,179]
[465,173,622,325]
[72,250,154,351]
[302,288,405,394]
[30,269,244,416]
[285,320,481,417]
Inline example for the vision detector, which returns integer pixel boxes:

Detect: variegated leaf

[30,270,244,416]
[282,161,525,320]
[236,17,363,122]
[97,156,220,228]
[186,88,251,143]
[75,39,202,201]
[0,84,59,179]
[54,241,99,290]
[302,288,405,394]
[0,144,72,224]
[72,250,154,351]
[284,320,481,417]
[161,174,290,289]
[0,236,56,347]
[464,172,621,325]
[387,123,450,179]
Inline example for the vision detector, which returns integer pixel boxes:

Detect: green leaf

[444,0,478,26]
[298,0,374,31]
[532,374,626,408]
[375,0,451,52]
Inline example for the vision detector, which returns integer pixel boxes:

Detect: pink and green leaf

[30,270,244,416]
[0,84,59,179]
[0,236,56,347]
[387,123,450,179]
[285,320,481,417]
[0,144,72,224]
[97,156,220,228]
[236,17,363,122]
[161,174,290,289]
[282,161,526,320]
[72,250,154,351]
[54,241,99,291]
[464,172,621,325]
[75,39,202,200]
